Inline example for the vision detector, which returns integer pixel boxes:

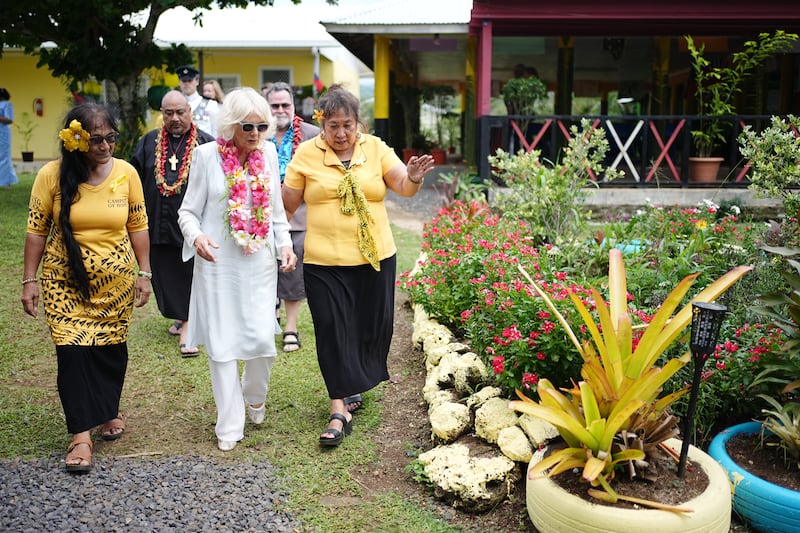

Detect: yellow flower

[59,120,90,152]
[695,220,708,230]
[82,80,103,96]
[312,108,325,124]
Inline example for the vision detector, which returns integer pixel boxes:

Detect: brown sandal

[65,437,93,473]
[101,417,126,441]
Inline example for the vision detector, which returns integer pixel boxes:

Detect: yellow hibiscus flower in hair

[59,120,90,152]
[312,108,325,124]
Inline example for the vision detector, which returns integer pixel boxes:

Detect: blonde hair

[202,79,225,103]
[215,87,276,141]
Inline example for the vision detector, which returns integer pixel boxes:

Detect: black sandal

[283,331,301,352]
[319,413,352,447]
[344,394,363,413]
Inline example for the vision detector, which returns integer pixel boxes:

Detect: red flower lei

[291,114,303,155]
[154,125,198,197]
[218,139,272,255]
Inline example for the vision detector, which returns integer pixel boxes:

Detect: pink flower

[491,355,505,374]
[219,140,271,254]
[502,325,523,341]
[522,373,539,389]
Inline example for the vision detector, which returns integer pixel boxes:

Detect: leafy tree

[0,0,337,157]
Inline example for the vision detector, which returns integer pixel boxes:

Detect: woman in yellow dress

[282,84,435,447]
[21,104,151,473]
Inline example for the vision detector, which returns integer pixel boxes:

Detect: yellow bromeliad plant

[510,248,751,511]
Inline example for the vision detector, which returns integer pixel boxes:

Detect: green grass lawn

[0,173,463,532]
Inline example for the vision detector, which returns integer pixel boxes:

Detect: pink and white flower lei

[218,138,272,255]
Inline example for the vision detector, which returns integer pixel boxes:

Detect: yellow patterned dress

[27,159,148,346]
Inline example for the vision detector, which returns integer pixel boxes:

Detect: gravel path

[0,454,301,532]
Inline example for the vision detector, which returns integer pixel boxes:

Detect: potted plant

[421,84,456,165]
[443,112,460,155]
[14,111,37,162]
[686,31,797,183]
[709,245,800,533]
[509,248,750,532]
[500,75,547,145]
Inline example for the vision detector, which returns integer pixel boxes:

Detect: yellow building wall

[198,49,356,95]
[0,50,75,161]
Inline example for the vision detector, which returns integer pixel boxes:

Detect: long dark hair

[59,104,119,299]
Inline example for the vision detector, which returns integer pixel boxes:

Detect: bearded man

[131,90,215,356]
[264,82,319,354]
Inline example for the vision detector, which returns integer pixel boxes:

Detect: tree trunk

[109,74,146,160]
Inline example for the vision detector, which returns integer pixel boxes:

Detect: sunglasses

[270,103,292,110]
[89,133,120,146]
[239,122,270,133]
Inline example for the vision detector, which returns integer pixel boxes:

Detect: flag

[313,73,324,94]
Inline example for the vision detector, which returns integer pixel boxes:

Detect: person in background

[202,80,225,104]
[282,84,435,447]
[0,88,19,189]
[178,87,297,451]
[176,65,220,137]
[21,103,151,473]
[260,84,273,98]
[131,90,215,356]
[264,81,319,354]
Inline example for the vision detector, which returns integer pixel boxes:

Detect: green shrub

[489,119,622,245]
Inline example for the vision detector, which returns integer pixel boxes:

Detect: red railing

[478,114,795,186]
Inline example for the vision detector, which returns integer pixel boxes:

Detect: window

[261,68,292,88]
[213,75,240,93]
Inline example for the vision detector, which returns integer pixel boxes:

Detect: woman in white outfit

[178,87,296,451]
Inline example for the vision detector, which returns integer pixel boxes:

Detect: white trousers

[208,356,275,442]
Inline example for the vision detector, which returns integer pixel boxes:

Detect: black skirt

[56,343,128,434]
[304,255,396,399]
[150,244,193,321]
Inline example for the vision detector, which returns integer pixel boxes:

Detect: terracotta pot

[430,148,447,165]
[402,148,421,163]
[709,421,800,533]
[688,156,723,183]
[526,438,731,532]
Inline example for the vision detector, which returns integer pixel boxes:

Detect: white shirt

[178,141,291,360]
[186,91,220,137]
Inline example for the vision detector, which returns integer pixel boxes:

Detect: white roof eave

[153,39,336,50]
[323,23,469,36]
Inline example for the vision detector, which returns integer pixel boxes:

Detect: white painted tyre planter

[709,421,800,533]
[526,438,731,533]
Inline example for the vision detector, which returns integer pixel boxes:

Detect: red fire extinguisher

[34,98,43,117]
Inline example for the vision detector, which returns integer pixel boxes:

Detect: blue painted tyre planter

[709,421,800,533]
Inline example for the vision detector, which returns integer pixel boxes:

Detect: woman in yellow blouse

[283,84,435,447]
[21,104,151,473]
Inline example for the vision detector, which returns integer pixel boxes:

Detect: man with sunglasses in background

[264,82,319,354]
[130,90,215,356]
[176,65,219,137]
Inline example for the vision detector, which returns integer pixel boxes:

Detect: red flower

[492,355,505,374]
[522,373,539,389]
